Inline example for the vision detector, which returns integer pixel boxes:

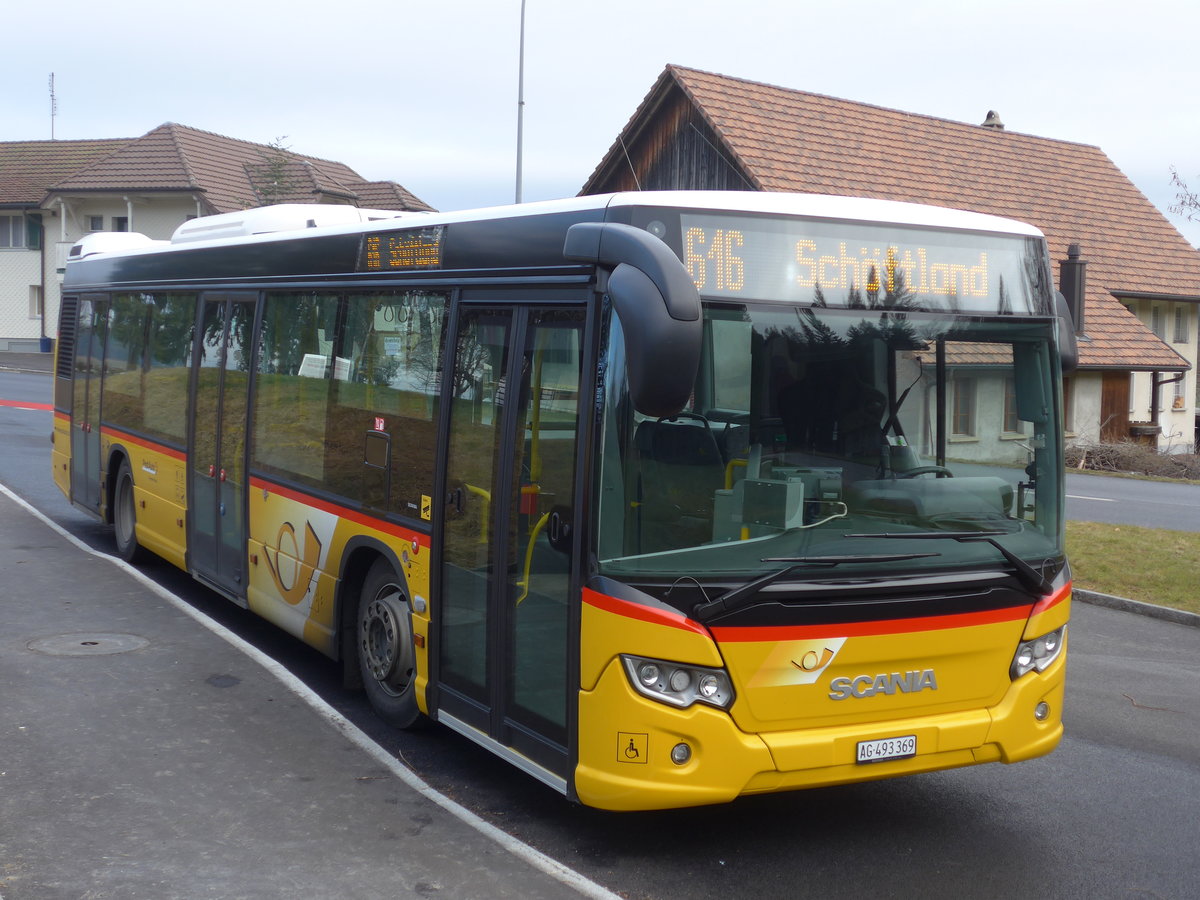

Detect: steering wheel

[898,465,954,478]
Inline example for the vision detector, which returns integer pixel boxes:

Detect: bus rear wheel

[356,559,422,728]
[113,459,147,564]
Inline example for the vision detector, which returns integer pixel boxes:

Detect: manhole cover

[26,633,150,657]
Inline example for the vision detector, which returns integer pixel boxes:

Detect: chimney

[981,110,1005,130]
[1059,243,1087,335]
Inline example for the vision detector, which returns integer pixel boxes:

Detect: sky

[6,0,1200,246]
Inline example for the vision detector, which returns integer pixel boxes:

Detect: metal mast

[515,0,526,203]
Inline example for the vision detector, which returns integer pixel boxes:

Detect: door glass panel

[506,309,583,742]
[70,297,96,507]
[217,301,255,586]
[441,308,512,704]
[80,298,109,511]
[191,299,224,571]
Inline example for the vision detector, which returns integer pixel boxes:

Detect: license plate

[856,735,917,764]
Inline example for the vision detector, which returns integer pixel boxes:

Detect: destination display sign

[678,214,1045,315]
[359,225,445,271]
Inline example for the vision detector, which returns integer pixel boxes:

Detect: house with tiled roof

[0,123,432,352]
[582,65,1200,452]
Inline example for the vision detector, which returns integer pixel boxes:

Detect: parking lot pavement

[0,488,609,900]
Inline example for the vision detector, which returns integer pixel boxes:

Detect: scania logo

[828,669,938,700]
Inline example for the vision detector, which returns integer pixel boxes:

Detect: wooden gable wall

[587,86,754,194]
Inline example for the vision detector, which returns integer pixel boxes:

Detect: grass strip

[1066,520,1200,615]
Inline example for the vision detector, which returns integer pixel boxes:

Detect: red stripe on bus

[101,426,187,461]
[1030,581,1071,617]
[582,587,710,636]
[249,476,428,546]
[0,399,52,411]
[709,602,1033,642]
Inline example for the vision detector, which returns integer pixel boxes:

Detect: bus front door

[188,293,256,600]
[439,304,585,781]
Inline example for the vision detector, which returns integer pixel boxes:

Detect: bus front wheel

[114,459,147,564]
[356,559,422,728]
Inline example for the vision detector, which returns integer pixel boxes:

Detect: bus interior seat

[714,421,750,464]
[634,418,726,547]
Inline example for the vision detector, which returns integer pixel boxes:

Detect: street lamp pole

[515,0,526,204]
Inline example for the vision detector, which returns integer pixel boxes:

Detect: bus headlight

[621,655,735,710]
[1010,626,1066,679]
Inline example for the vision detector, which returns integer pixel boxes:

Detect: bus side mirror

[1055,291,1078,375]
[1013,342,1049,424]
[564,222,702,418]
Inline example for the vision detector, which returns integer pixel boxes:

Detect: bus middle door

[189,293,256,601]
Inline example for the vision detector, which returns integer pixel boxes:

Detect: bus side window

[253,292,337,486]
[336,291,449,519]
[144,294,196,445]
[103,293,151,434]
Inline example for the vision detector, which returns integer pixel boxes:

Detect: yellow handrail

[464,483,491,544]
[515,512,551,605]
[725,458,747,490]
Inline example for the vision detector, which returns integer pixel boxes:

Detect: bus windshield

[595,302,1065,591]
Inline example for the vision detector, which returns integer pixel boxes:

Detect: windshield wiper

[846,531,1053,596]
[692,553,941,622]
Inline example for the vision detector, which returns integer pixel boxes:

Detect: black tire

[113,459,147,564]
[356,559,423,728]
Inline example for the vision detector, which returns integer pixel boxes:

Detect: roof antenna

[49,73,58,140]
[619,135,642,191]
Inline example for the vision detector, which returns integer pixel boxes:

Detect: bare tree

[1170,166,1200,221]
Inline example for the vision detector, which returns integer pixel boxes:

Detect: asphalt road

[3,369,1200,898]
[1066,470,1200,530]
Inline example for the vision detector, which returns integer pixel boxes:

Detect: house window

[1151,306,1164,338]
[29,286,43,319]
[952,376,977,436]
[0,215,28,248]
[87,215,104,231]
[1174,308,1189,344]
[1174,376,1187,409]
[113,216,129,232]
[1003,377,1021,433]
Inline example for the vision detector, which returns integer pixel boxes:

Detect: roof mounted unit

[69,232,166,260]
[171,203,413,244]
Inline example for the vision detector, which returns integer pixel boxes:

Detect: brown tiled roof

[586,66,1200,371]
[0,139,133,206]
[48,123,434,213]
[339,180,431,212]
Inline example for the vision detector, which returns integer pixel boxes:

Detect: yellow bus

[52,192,1074,810]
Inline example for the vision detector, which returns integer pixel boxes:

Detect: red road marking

[0,399,52,411]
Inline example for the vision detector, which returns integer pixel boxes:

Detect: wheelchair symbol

[617,732,648,764]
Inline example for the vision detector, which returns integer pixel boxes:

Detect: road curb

[1073,589,1200,628]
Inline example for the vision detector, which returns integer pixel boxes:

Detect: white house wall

[1068,372,1103,446]
[0,246,44,349]
[1122,298,1196,453]
[29,196,202,350]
